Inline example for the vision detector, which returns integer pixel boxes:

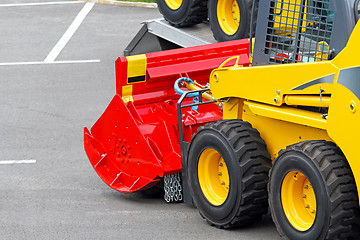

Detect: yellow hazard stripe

[126,54,146,84]
[122,85,134,104]
[122,54,147,104]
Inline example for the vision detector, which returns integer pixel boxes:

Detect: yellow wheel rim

[281,171,317,231]
[217,0,240,35]
[198,148,230,206]
[165,0,182,10]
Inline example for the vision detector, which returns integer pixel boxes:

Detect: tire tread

[270,140,360,240]
[157,0,208,27]
[200,119,271,228]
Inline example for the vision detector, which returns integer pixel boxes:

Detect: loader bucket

[84,39,251,193]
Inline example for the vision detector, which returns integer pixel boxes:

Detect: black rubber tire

[208,0,257,42]
[156,0,208,27]
[269,141,360,240]
[187,120,271,228]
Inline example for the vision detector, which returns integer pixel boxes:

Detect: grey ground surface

[0,1,280,239]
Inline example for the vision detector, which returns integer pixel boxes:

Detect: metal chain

[164,173,183,203]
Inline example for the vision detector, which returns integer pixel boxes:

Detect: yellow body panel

[242,103,331,159]
[222,98,244,120]
[323,23,360,203]
[327,85,360,191]
[245,101,327,130]
[326,23,360,201]
[211,22,360,202]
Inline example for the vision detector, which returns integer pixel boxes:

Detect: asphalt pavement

[0,1,280,239]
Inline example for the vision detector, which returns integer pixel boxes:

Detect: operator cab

[252,0,359,66]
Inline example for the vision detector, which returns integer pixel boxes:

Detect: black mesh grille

[264,0,334,64]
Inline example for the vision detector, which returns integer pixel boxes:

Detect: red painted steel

[84,39,251,193]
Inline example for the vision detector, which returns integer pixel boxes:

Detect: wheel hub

[165,0,183,10]
[198,148,229,206]
[281,171,316,231]
[217,0,240,35]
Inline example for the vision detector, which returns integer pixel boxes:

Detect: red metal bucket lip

[85,127,159,192]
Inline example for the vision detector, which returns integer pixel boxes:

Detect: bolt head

[218,103,223,110]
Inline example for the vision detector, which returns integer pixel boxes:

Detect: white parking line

[44,2,95,63]
[0,1,99,66]
[0,60,100,66]
[0,1,83,7]
[0,160,36,165]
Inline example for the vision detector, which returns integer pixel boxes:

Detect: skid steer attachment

[84,39,251,197]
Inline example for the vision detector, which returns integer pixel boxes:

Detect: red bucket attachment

[85,39,251,192]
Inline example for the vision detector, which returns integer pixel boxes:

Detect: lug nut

[302,194,306,198]
[219,163,223,167]
[304,185,308,189]
[305,205,309,208]
[221,182,225,185]
[218,172,222,176]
